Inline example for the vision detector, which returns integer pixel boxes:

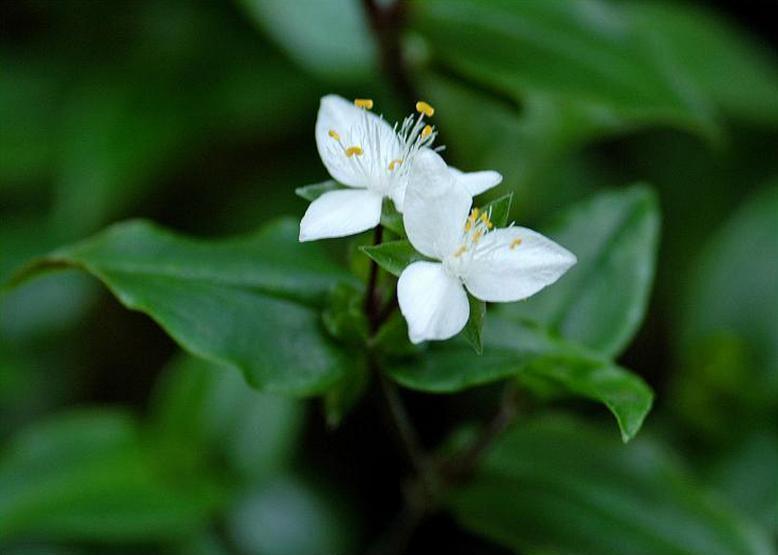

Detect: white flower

[299,95,502,242]
[398,150,577,344]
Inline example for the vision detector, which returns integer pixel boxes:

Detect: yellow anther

[328,129,340,141]
[464,220,472,232]
[345,146,363,157]
[421,124,433,138]
[453,245,467,257]
[388,159,403,171]
[354,98,374,109]
[478,213,494,229]
[510,238,523,250]
[473,230,483,243]
[416,100,435,117]
[472,207,480,218]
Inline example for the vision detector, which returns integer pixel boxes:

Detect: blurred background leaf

[448,415,775,555]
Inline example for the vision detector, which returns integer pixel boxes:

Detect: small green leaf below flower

[384,316,653,442]
[360,240,431,278]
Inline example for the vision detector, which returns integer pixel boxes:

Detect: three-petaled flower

[398,150,577,344]
[299,95,502,242]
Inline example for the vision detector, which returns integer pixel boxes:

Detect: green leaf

[0,410,220,543]
[678,184,778,420]
[413,0,717,138]
[239,0,377,82]
[501,185,660,358]
[149,354,304,483]
[481,193,512,228]
[628,2,778,125]
[380,198,406,237]
[447,416,774,555]
[227,475,356,555]
[706,431,778,534]
[295,180,344,202]
[323,356,369,429]
[371,313,422,357]
[360,240,429,278]
[385,317,653,441]
[6,218,358,396]
[461,294,486,355]
[321,283,370,346]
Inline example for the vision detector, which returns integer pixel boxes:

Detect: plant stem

[361,0,417,107]
[365,224,384,332]
[445,382,520,482]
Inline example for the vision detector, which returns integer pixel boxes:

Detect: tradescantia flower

[299,95,502,242]
[398,150,577,344]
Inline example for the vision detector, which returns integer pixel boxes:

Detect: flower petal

[315,95,399,189]
[449,166,503,196]
[299,188,382,241]
[463,227,577,302]
[398,261,470,343]
[403,149,472,259]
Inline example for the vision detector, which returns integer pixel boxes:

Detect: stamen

[354,98,374,109]
[421,124,433,138]
[416,100,435,117]
[388,159,403,171]
[345,146,363,157]
[510,238,523,250]
[453,245,467,257]
[473,230,483,243]
[328,129,340,141]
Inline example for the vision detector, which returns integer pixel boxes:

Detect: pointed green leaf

[461,294,486,355]
[413,0,718,139]
[295,180,345,202]
[360,240,429,278]
[500,185,660,358]
[5,218,358,396]
[481,193,513,228]
[385,317,653,441]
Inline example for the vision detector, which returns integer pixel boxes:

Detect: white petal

[449,166,503,196]
[299,189,382,241]
[389,180,407,212]
[463,227,577,302]
[398,261,470,343]
[315,95,400,189]
[403,149,472,259]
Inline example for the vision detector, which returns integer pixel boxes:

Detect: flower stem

[361,0,417,107]
[365,225,384,332]
[443,382,520,482]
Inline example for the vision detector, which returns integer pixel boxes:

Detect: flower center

[443,208,495,279]
[326,98,438,196]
